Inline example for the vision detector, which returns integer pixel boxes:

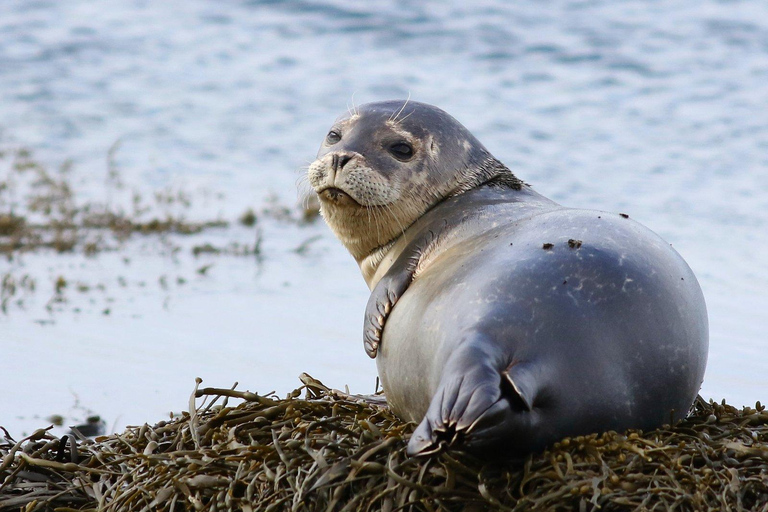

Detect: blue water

[1,0,767,435]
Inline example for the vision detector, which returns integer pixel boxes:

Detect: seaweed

[2,376,767,512]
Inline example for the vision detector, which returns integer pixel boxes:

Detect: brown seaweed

[2,377,767,512]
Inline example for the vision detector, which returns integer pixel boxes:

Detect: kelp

[2,375,767,512]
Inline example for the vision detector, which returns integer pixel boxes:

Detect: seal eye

[326,130,341,145]
[389,142,414,160]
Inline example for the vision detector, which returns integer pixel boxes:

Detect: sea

[1,0,766,437]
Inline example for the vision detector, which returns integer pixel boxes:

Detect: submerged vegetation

[1,146,232,255]
[1,376,767,512]
[0,145,321,315]
[0,145,320,257]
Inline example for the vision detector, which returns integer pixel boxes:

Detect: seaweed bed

[1,376,767,512]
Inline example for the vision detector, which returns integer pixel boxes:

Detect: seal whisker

[382,203,405,242]
[295,174,314,201]
[366,200,377,245]
[391,188,418,237]
[390,93,411,123]
[298,188,315,209]
[396,110,414,125]
[372,202,387,247]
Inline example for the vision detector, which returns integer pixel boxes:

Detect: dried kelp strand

[2,378,768,512]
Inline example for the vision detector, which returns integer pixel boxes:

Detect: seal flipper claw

[408,418,441,456]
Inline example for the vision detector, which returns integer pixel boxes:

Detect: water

[1,0,767,436]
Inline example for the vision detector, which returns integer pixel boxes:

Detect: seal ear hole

[389,142,414,161]
[430,139,436,153]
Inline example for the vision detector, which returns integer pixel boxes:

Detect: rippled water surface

[2,0,767,436]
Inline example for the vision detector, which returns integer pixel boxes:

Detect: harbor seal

[308,100,709,457]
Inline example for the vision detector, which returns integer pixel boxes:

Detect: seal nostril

[338,155,352,169]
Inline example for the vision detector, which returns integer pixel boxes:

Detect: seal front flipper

[363,226,445,358]
[363,269,412,358]
[407,345,541,456]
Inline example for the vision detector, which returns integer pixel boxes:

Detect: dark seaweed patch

[2,380,766,512]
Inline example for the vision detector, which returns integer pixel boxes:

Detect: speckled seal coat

[308,100,709,457]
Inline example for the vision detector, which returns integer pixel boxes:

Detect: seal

[308,100,709,458]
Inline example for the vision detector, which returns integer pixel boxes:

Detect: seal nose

[332,153,353,172]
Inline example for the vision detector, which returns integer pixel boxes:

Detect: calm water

[1,0,767,436]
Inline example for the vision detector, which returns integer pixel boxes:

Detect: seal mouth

[318,187,362,207]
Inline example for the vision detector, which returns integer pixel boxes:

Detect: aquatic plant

[1,376,766,511]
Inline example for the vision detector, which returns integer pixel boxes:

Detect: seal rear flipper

[407,369,504,456]
[407,354,543,456]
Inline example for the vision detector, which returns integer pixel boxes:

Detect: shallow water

[1,0,767,436]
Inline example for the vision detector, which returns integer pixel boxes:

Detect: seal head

[308,100,521,275]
